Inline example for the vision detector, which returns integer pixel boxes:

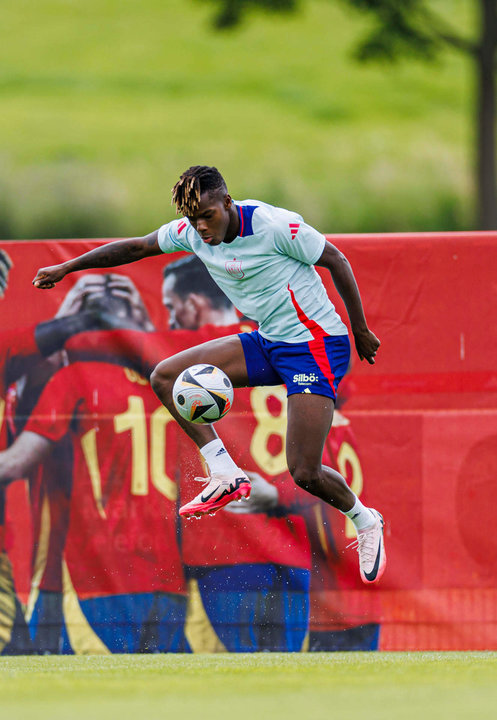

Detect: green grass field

[0,0,475,237]
[1,652,496,720]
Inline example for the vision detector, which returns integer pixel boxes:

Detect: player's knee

[150,361,175,397]
[290,465,320,494]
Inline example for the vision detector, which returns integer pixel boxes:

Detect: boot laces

[346,526,377,563]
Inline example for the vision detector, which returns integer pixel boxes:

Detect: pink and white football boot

[179,470,251,519]
[351,509,386,584]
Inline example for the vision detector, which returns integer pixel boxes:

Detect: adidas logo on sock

[215,448,227,456]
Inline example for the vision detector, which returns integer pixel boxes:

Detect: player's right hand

[353,326,380,365]
[32,264,67,289]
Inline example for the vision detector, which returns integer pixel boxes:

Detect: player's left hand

[353,326,380,365]
[223,471,279,515]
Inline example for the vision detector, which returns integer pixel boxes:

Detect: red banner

[0,232,496,653]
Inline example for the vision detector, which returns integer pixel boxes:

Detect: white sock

[343,497,375,531]
[200,439,239,475]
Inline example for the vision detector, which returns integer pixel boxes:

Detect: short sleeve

[272,214,326,265]
[157,220,192,254]
[24,367,77,442]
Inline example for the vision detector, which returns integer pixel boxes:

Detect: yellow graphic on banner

[313,503,330,555]
[150,406,177,501]
[81,396,177,515]
[123,367,148,386]
[62,561,110,655]
[249,386,287,476]
[185,579,227,654]
[114,396,148,496]
[25,493,51,623]
[81,428,107,519]
[0,552,16,651]
[337,441,364,538]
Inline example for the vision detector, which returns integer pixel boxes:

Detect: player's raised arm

[32,230,163,289]
[315,240,380,364]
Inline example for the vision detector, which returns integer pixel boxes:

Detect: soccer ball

[172,364,234,424]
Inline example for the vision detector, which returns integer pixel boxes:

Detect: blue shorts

[239,331,351,399]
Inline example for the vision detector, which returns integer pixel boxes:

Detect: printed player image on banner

[0,234,496,654]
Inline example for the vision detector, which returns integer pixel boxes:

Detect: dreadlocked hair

[171,166,227,216]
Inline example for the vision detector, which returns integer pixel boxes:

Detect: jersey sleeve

[0,326,39,371]
[271,212,326,266]
[0,326,41,394]
[157,219,193,254]
[24,366,78,442]
[65,329,162,376]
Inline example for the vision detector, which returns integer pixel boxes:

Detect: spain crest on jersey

[225,258,245,279]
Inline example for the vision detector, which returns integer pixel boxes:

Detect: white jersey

[157,199,348,343]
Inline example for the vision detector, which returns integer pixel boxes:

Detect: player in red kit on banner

[32,165,386,585]
[0,252,127,654]
[0,280,187,653]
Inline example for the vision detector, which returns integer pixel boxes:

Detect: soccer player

[32,165,386,584]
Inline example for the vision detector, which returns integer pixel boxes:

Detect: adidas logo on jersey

[289,223,300,240]
[293,372,319,384]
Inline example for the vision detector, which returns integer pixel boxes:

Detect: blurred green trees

[209,0,497,229]
[0,0,475,237]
